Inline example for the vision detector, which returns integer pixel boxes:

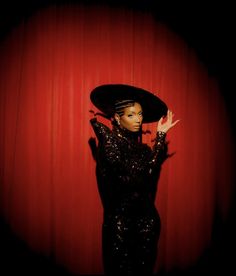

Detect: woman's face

[115,102,143,132]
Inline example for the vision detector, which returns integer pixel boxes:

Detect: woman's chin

[132,128,141,132]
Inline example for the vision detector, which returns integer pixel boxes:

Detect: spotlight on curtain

[0,3,234,275]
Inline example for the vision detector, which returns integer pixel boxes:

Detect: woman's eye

[128,114,133,117]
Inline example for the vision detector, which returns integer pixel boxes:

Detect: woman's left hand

[157,110,180,133]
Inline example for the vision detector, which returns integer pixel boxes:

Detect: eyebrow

[127,110,143,114]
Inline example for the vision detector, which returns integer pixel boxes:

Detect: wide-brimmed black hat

[90,84,168,123]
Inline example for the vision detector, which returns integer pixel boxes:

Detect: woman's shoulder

[90,118,115,141]
[90,117,110,130]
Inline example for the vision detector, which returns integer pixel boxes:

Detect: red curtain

[0,4,235,274]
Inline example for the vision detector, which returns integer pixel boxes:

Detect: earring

[117,120,120,125]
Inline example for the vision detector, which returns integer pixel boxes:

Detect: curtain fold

[0,4,234,274]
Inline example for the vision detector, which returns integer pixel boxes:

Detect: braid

[114,99,135,116]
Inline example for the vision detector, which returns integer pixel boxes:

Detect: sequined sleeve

[149,131,167,169]
[90,118,124,172]
[90,118,167,176]
[90,118,112,143]
[90,118,123,168]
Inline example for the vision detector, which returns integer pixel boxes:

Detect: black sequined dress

[90,118,167,275]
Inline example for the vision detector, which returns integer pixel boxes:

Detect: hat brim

[90,84,168,123]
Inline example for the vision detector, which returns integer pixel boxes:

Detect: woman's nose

[135,116,141,123]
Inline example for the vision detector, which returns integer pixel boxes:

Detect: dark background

[0,0,235,275]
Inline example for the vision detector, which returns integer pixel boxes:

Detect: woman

[89,84,179,275]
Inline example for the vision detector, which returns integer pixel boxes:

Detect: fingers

[171,119,180,127]
[167,110,173,122]
[168,110,178,121]
[166,110,180,130]
[161,110,179,124]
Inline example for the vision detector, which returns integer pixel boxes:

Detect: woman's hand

[157,110,180,133]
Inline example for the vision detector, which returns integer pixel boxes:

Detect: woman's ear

[114,113,121,125]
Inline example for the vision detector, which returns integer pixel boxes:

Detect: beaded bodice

[90,118,168,213]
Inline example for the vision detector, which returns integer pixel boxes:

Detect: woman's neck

[113,125,141,143]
